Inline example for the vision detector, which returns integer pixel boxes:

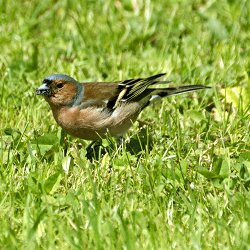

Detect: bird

[36,73,210,141]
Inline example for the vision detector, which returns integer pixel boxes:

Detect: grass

[0,0,250,249]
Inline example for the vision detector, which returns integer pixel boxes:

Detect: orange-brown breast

[49,102,141,140]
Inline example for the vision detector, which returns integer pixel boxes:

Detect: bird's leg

[116,136,125,149]
[85,140,99,151]
[85,139,103,161]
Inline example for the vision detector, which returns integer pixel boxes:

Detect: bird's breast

[50,103,141,140]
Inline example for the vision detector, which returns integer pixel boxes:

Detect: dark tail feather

[157,85,211,97]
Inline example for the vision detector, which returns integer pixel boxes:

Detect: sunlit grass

[0,0,249,249]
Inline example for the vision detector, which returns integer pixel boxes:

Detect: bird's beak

[36,83,51,96]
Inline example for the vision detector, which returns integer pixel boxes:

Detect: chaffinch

[36,73,210,141]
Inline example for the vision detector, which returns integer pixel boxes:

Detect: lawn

[0,0,249,249]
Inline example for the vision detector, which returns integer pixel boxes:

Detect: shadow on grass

[85,127,154,161]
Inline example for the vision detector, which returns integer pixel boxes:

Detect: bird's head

[36,74,82,107]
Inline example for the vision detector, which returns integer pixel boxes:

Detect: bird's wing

[81,73,169,110]
[81,73,209,110]
[111,73,210,109]
[107,73,170,109]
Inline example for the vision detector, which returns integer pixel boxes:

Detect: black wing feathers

[106,73,209,110]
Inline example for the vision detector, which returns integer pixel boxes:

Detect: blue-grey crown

[44,74,78,84]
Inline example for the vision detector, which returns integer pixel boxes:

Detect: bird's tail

[115,73,210,109]
[155,85,210,97]
[141,84,210,109]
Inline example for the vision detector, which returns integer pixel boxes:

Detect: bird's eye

[57,83,64,88]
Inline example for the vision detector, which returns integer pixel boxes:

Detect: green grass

[1,0,250,249]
